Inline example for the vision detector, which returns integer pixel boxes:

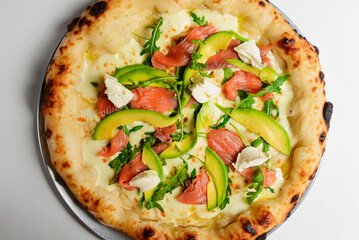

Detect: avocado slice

[216,104,291,156]
[159,102,211,159]
[181,31,235,107]
[226,59,279,84]
[205,147,229,209]
[159,133,197,159]
[93,109,178,140]
[142,143,164,201]
[117,68,175,88]
[206,177,217,211]
[112,64,151,79]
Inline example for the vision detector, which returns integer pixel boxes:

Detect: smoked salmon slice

[154,124,177,143]
[206,39,241,70]
[119,153,149,191]
[97,130,129,158]
[223,71,262,101]
[259,45,273,68]
[97,86,121,119]
[177,170,209,205]
[151,25,217,69]
[130,86,178,114]
[208,129,245,168]
[239,166,276,187]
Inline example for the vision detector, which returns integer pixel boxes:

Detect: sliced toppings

[97,130,129,157]
[154,124,177,143]
[239,166,276,188]
[189,77,221,103]
[184,96,198,108]
[223,71,262,101]
[234,41,266,69]
[119,154,148,191]
[97,86,121,119]
[177,170,209,205]
[206,39,241,70]
[259,45,273,68]
[151,25,217,69]
[129,170,161,192]
[104,74,134,108]
[208,129,245,168]
[130,86,178,114]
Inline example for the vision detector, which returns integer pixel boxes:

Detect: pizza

[41,0,332,239]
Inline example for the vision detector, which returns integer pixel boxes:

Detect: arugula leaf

[118,125,144,135]
[151,161,188,201]
[264,99,279,119]
[210,115,230,129]
[189,11,208,27]
[139,17,163,66]
[189,39,213,78]
[222,68,234,84]
[234,75,290,110]
[108,143,133,184]
[229,123,249,147]
[171,131,190,142]
[190,168,197,179]
[131,125,144,132]
[251,137,270,153]
[90,82,98,87]
[265,186,275,193]
[145,200,165,212]
[246,166,265,205]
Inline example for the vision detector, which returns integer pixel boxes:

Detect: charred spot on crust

[319,131,327,143]
[185,233,197,240]
[319,71,325,82]
[314,45,320,55]
[277,37,298,56]
[291,194,300,203]
[90,1,108,18]
[257,211,272,226]
[58,64,68,75]
[259,1,266,7]
[62,161,71,169]
[67,17,80,32]
[241,219,257,236]
[309,167,318,180]
[142,228,155,239]
[45,129,52,139]
[323,102,333,129]
[255,233,267,240]
[78,17,92,28]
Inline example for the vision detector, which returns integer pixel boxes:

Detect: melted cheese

[193,9,238,32]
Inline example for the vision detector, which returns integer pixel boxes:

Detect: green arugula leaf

[251,137,270,152]
[118,125,144,135]
[151,161,188,201]
[189,11,208,27]
[90,82,98,87]
[190,168,197,179]
[234,75,290,110]
[210,115,230,129]
[246,166,265,205]
[189,39,213,78]
[265,186,275,193]
[139,17,163,66]
[171,131,190,142]
[222,68,234,84]
[218,165,231,210]
[264,99,279,119]
[131,125,144,132]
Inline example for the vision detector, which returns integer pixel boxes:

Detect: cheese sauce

[77,9,292,223]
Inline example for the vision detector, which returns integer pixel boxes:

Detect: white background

[0,0,358,239]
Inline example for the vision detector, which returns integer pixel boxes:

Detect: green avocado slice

[142,143,164,202]
[117,68,175,88]
[112,64,151,79]
[181,31,235,107]
[93,109,178,140]
[205,147,229,209]
[216,104,291,156]
[227,59,279,84]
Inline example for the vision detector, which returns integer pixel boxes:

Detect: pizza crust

[42,0,329,239]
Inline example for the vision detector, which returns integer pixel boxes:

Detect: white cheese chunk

[193,9,238,32]
[189,77,221,103]
[234,146,270,171]
[234,41,265,69]
[129,170,161,192]
[104,74,134,108]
